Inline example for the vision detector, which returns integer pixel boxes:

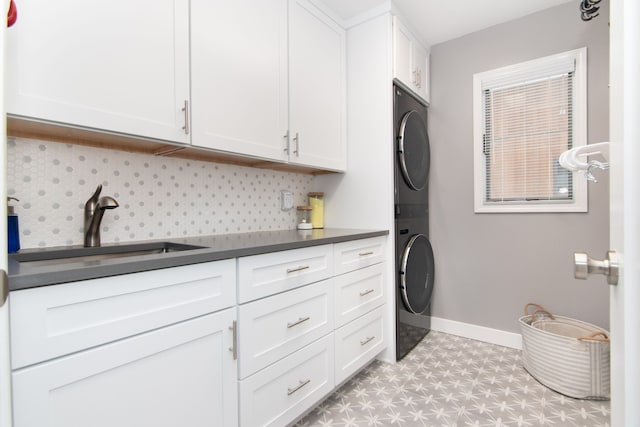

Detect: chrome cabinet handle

[181,100,190,135]
[228,320,237,360]
[287,316,310,329]
[359,251,374,256]
[283,130,290,153]
[359,289,374,297]
[287,379,311,396]
[286,265,309,274]
[293,132,300,156]
[360,336,375,346]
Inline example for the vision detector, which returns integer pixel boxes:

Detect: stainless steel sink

[10,242,206,267]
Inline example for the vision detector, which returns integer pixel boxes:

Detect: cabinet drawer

[334,263,385,328]
[238,280,333,378]
[334,306,385,386]
[333,236,385,276]
[238,245,333,303]
[239,334,334,427]
[10,259,236,369]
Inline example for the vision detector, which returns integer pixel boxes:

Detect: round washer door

[400,233,435,314]
[398,110,430,191]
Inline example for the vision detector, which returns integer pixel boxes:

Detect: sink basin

[10,242,207,267]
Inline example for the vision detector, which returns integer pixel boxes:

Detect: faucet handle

[85,185,102,209]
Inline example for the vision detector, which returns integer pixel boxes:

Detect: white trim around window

[473,48,588,213]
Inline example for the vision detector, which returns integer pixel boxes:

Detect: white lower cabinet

[237,238,387,426]
[239,334,334,427]
[12,308,238,427]
[334,305,385,385]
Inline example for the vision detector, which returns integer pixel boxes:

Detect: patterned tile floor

[294,331,610,427]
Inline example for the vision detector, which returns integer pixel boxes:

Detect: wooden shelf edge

[6,117,340,176]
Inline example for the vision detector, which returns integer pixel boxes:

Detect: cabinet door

[190,0,289,161]
[289,0,346,171]
[413,42,430,103]
[392,16,413,87]
[6,0,190,144]
[12,309,238,427]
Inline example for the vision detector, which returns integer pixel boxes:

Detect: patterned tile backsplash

[7,138,314,248]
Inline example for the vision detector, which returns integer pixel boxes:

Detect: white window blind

[473,48,587,213]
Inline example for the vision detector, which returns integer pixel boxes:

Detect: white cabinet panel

[238,245,333,303]
[12,309,238,427]
[10,259,236,368]
[289,0,346,171]
[190,0,289,161]
[238,280,333,378]
[334,306,385,385]
[6,0,190,143]
[392,16,430,104]
[334,263,385,328]
[239,334,334,427]
[333,236,386,276]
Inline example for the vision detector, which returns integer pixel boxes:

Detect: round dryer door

[398,110,430,191]
[400,233,435,314]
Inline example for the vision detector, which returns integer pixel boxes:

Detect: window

[473,48,587,213]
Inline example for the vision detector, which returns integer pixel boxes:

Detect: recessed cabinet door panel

[12,310,238,427]
[6,0,190,143]
[289,0,346,171]
[191,0,289,161]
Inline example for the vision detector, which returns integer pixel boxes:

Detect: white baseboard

[430,317,522,350]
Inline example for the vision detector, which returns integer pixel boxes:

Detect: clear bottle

[296,206,313,230]
[308,192,324,229]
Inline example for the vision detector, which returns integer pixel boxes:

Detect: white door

[609,1,640,425]
[1,0,13,425]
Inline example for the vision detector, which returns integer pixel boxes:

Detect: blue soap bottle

[8,197,20,253]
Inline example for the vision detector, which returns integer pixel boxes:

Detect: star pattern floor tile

[293,331,610,427]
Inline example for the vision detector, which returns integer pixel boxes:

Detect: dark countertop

[8,228,388,291]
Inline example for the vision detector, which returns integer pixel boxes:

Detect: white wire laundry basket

[519,303,610,400]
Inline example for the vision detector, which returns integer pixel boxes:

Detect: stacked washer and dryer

[393,84,435,361]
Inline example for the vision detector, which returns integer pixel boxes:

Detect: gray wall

[429,1,610,332]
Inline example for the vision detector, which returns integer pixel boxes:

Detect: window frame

[473,48,588,213]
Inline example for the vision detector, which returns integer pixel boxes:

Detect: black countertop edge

[8,228,389,291]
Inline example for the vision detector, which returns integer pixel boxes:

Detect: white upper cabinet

[6,0,191,144]
[192,0,346,171]
[393,16,430,104]
[190,0,289,162]
[289,0,347,171]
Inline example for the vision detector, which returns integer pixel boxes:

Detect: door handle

[0,269,7,307]
[574,251,619,285]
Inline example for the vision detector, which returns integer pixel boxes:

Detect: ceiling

[320,0,575,46]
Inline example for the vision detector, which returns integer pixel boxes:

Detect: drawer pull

[287,379,311,396]
[360,336,375,346]
[359,289,374,297]
[359,251,374,256]
[286,265,310,274]
[287,316,311,329]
